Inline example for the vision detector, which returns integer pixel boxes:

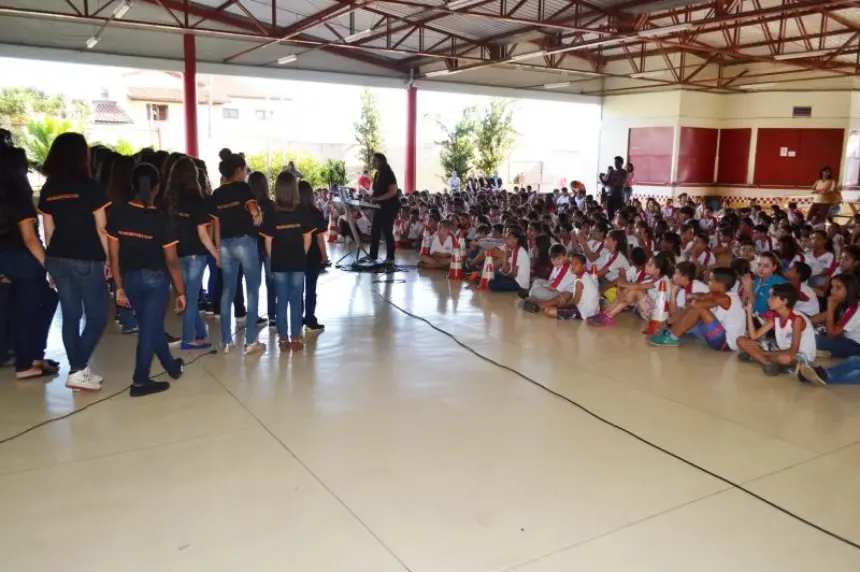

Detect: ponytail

[131,162,160,207]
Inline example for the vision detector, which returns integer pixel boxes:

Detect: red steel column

[183,34,199,158]
[405,85,417,193]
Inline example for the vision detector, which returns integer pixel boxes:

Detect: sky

[0,57,602,188]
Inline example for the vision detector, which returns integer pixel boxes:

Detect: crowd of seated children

[394,185,860,386]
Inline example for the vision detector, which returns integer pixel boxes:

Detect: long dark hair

[163,157,201,218]
[607,229,629,258]
[130,163,160,207]
[832,274,860,317]
[0,145,31,236]
[247,171,273,209]
[43,132,91,181]
[298,180,316,209]
[274,171,299,211]
[107,155,136,205]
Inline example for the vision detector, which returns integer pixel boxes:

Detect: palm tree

[21,116,74,172]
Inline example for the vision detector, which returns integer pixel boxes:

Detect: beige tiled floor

[2,254,860,571]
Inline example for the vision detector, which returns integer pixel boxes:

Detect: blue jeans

[109,278,138,332]
[45,257,107,371]
[815,334,860,358]
[220,236,260,344]
[823,356,860,384]
[0,251,58,371]
[261,254,276,321]
[273,271,304,339]
[180,255,208,343]
[206,254,218,304]
[489,274,522,292]
[123,269,181,385]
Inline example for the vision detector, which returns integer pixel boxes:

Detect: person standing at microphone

[367,153,400,263]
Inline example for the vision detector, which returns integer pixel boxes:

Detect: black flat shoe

[130,380,171,397]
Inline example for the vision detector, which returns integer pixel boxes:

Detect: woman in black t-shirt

[260,172,315,351]
[210,150,265,354]
[249,171,277,326]
[38,133,110,392]
[0,144,58,379]
[298,180,328,331]
[107,163,186,398]
[368,153,400,262]
[164,157,219,350]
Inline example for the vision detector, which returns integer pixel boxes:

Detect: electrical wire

[0,349,217,445]
[374,290,860,551]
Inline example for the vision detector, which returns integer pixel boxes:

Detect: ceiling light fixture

[86,35,100,49]
[113,0,132,19]
[630,70,667,78]
[425,69,451,77]
[277,54,298,65]
[446,0,485,10]
[738,82,778,90]
[543,81,571,89]
[566,70,603,77]
[638,23,694,37]
[773,50,832,60]
[343,29,372,43]
[509,50,547,62]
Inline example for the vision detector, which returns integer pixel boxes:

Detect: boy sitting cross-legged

[522,244,574,312]
[648,266,746,352]
[736,283,817,376]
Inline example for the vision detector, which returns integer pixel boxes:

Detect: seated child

[523,244,573,308]
[784,261,818,317]
[587,252,674,327]
[418,219,454,269]
[464,224,490,270]
[810,273,860,358]
[736,283,816,376]
[532,235,553,280]
[798,355,860,386]
[648,267,746,350]
[543,254,600,320]
[668,261,710,326]
[596,229,630,295]
[488,229,530,292]
[407,209,423,250]
[621,247,649,285]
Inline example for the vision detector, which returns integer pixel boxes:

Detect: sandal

[289,338,304,351]
[34,359,60,374]
[16,367,49,380]
[278,337,290,351]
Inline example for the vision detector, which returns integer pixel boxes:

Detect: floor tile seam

[498,487,733,572]
[199,366,414,572]
[0,425,261,479]
[739,435,860,488]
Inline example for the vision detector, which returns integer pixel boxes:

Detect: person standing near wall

[623,162,635,205]
[600,156,628,221]
[808,166,840,228]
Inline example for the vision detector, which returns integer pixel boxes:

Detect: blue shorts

[690,319,729,351]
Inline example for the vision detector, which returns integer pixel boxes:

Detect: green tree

[0,88,91,136]
[320,159,347,187]
[433,106,477,184]
[21,116,75,171]
[246,150,327,191]
[354,88,384,172]
[475,99,516,176]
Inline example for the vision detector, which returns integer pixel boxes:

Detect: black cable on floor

[374,291,860,551]
[0,349,217,445]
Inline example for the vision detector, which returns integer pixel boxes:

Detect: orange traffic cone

[327,209,338,243]
[420,228,432,256]
[590,262,599,285]
[448,238,464,280]
[477,255,495,290]
[645,279,669,336]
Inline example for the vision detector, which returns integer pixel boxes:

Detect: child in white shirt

[544,254,599,320]
[418,219,455,270]
[489,229,530,292]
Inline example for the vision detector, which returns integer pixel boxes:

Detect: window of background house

[146,103,168,121]
[223,108,239,119]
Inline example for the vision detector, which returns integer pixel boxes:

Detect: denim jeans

[109,278,138,332]
[45,257,107,371]
[488,274,522,292]
[303,265,321,326]
[815,334,860,358]
[824,356,860,384]
[220,236,260,344]
[261,253,276,321]
[206,254,218,304]
[180,255,208,343]
[273,271,304,339]
[123,269,181,385]
[0,251,58,371]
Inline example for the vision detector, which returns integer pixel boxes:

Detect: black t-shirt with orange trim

[209,181,257,240]
[38,178,110,261]
[106,202,177,272]
[260,208,316,272]
[0,193,39,253]
[305,205,327,269]
[175,197,211,257]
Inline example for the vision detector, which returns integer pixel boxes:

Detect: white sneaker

[65,369,102,392]
[81,367,103,384]
[221,343,235,354]
[244,342,266,355]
